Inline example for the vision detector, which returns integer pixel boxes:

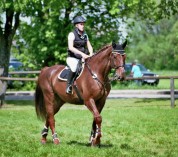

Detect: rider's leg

[66,69,76,94]
[66,57,78,94]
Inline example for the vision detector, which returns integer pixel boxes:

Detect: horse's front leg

[89,121,96,143]
[85,98,102,147]
[89,121,102,147]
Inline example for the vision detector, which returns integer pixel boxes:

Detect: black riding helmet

[73,16,86,24]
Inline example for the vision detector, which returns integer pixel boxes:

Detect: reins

[85,62,105,88]
[83,46,126,97]
[85,49,125,92]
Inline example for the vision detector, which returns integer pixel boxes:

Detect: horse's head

[111,40,127,81]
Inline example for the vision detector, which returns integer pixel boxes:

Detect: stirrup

[66,85,72,94]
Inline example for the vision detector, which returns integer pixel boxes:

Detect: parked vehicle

[124,63,159,86]
[9,60,23,71]
[8,58,24,88]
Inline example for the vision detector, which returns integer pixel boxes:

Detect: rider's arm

[68,32,89,59]
[87,40,93,56]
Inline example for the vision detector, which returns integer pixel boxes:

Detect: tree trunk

[0,7,20,77]
[0,35,12,77]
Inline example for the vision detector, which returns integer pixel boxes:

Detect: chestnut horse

[35,41,127,146]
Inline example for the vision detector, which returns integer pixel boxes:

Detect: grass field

[0,99,178,157]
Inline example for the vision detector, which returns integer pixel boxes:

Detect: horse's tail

[35,82,46,120]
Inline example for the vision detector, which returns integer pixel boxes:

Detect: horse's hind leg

[41,93,63,145]
[41,122,49,144]
[46,114,60,145]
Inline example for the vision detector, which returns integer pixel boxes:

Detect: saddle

[58,61,84,81]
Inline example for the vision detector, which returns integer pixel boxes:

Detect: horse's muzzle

[115,67,125,81]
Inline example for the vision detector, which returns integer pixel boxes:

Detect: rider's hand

[82,54,90,60]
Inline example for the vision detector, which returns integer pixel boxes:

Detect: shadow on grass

[135,98,175,107]
[67,140,113,148]
[4,100,35,107]
[121,98,173,108]
[135,98,170,103]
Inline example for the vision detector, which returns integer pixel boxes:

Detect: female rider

[66,16,93,94]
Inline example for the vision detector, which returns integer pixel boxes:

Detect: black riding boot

[66,70,75,94]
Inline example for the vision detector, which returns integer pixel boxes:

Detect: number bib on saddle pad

[58,65,84,81]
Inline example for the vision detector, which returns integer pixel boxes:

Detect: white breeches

[66,57,80,72]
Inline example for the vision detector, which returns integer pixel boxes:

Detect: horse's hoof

[53,138,60,145]
[91,137,101,147]
[41,138,47,144]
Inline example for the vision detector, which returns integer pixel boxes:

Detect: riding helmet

[73,16,86,24]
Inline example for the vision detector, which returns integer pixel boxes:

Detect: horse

[35,41,127,146]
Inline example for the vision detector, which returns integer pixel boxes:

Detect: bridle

[84,47,126,97]
[85,48,125,85]
[110,50,125,70]
[109,49,126,81]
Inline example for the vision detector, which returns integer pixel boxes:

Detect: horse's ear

[122,40,127,49]
[112,41,116,49]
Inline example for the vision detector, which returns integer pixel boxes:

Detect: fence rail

[0,77,37,81]
[9,71,40,74]
[0,70,177,107]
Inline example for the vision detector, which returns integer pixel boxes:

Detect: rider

[66,16,93,94]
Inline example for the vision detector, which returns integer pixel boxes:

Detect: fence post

[0,68,7,107]
[170,78,175,108]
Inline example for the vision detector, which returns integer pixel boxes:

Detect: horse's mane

[96,44,111,53]
[90,44,111,59]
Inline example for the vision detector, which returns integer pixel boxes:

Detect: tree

[15,0,125,69]
[1,0,178,75]
[0,0,21,76]
[110,0,178,22]
[127,15,178,70]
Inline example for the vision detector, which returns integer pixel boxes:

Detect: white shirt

[68,32,75,41]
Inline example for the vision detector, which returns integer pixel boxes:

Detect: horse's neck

[89,46,112,79]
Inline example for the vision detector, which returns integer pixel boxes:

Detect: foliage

[126,15,178,70]
[1,0,178,73]
[1,99,178,157]
[14,0,124,68]
[12,0,178,69]
[110,0,178,21]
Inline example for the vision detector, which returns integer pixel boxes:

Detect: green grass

[112,79,178,90]
[0,99,178,157]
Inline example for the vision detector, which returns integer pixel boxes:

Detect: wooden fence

[126,76,178,108]
[0,70,177,108]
